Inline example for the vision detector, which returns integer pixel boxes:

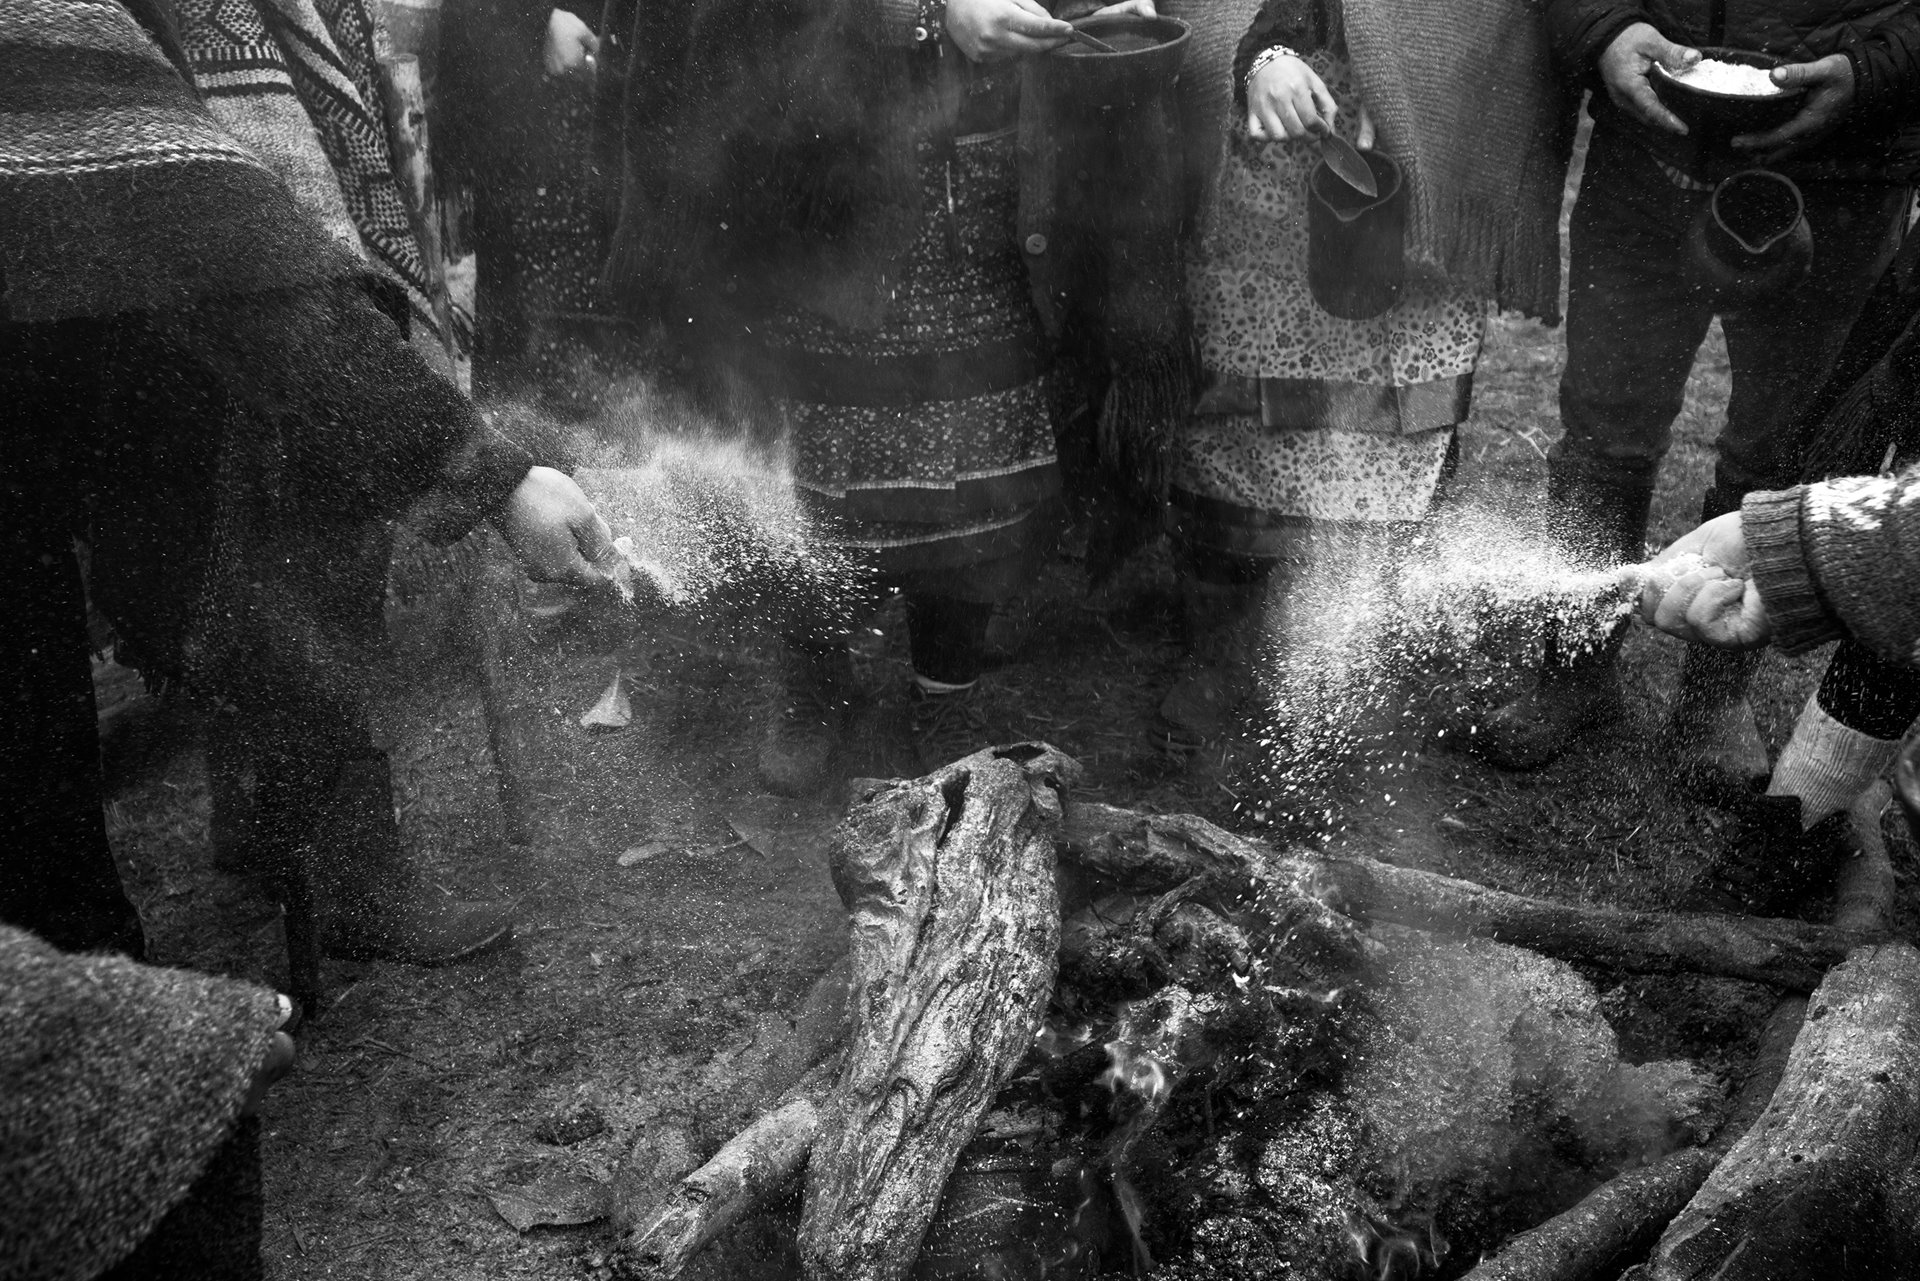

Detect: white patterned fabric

[1175,50,1483,533]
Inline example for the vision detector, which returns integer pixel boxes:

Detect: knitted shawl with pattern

[0,0,355,321]
[173,0,442,343]
[0,925,284,1281]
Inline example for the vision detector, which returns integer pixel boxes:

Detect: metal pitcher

[1686,168,1813,310]
[1306,150,1406,321]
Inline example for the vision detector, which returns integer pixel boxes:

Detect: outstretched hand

[946,0,1153,64]
[543,7,601,77]
[1598,22,1700,135]
[1635,512,1773,649]
[494,466,620,589]
[1732,54,1855,156]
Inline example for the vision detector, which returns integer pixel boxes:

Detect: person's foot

[758,647,854,797]
[909,684,991,774]
[329,896,517,965]
[1681,793,1842,918]
[1664,694,1770,806]
[1468,668,1622,770]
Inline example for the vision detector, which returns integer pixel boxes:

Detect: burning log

[797,745,1076,1281]
[1640,942,1920,1281]
[616,1065,832,1281]
[1057,802,1878,992]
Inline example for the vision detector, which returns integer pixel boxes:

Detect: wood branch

[1643,943,1920,1281]
[797,745,1078,1281]
[1462,1148,1719,1281]
[1321,853,1877,992]
[613,1064,831,1281]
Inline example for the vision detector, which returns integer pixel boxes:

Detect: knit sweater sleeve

[1232,0,1329,113]
[1745,467,1920,664]
[0,926,284,1281]
[1542,0,1646,84]
[178,278,533,546]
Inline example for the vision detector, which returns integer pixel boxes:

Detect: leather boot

[1157,574,1271,757]
[310,755,517,964]
[758,644,854,797]
[1471,470,1651,771]
[1663,647,1770,804]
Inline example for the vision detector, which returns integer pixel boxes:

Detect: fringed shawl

[1342,0,1572,321]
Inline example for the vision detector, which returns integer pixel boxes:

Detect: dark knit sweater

[1745,465,1920,664]
[0,925,283,1281]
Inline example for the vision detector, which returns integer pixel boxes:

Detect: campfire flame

[1098,1038,1172,1106]
[1344,1209,1447,1281]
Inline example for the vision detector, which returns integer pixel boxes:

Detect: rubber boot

[310,755,517,964]
[758,643,855,797]
[1472,471,1652,771]
[1157,572,1271,757]
[1663,647,1770,804]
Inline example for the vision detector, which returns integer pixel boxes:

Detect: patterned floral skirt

[1176,50,1486,561]
[761,69,1058,595]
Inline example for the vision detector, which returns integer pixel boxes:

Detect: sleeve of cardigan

[1542,0,1647,83]
[1745,468,1920,664]
[1832,8,1920,132]
[1232,0,1328,113]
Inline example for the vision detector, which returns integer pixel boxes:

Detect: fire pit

[602,744,1918,1281]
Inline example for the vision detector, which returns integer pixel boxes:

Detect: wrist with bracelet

[914,0,947,49]
[1245,44,1300,90]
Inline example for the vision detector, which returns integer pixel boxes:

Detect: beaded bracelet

[914,0,947,48]
[1245,44,1301,91]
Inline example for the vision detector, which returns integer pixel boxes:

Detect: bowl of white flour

[1651,46,1805,138]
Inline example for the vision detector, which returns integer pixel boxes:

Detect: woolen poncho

[0,926,284,1281]
[0,0,357,322]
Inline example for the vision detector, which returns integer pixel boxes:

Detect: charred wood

[796,745,1077,1281]
[1060,802,1875,991]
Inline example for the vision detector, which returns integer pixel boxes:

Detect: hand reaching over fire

[493,466,621,589]
[1636,512,1773,649]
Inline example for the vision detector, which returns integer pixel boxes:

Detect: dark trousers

[0,321,145,954]
[1553,123,1909,529]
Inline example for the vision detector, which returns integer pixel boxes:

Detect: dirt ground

[98,304,1919,1281]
